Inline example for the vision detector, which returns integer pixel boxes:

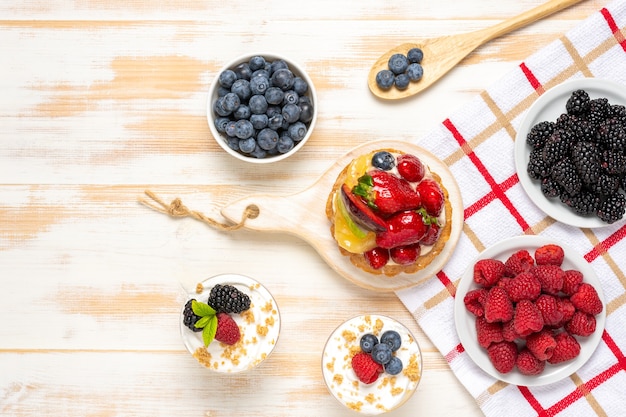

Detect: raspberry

[207,284,251,314]
[565,311,596,337]
[533,264,564,295]
[534,244,565,266]
[504,271,541,303]
[487,341,518,374]
[502,320,519,342]
[526,329,557,361]
[548,331,581,364]
[463,288,488,317]
[504,250,535,277]
[473,259,505,287]
[556,297,576,325]
[535,294,564,327]
[214,312,241,345]
[364,247,390,270]
[570,283,603,315]
[513,299,544,337]
[562,269,583,296]
[476,317,503,349]
[351,352,383,384]
[517,348,546,376]
[484,287,514,323]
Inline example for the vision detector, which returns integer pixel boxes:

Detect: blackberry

[540,177,563,198]
[182,299,203,332]
[601,150,626,175]
[542,129,575,165]
[586,97,610,128]
[526,120,555,149]
[527,148,551,179]
[207,284,251,314]
[597,118,626,151]
[571,119,596,142]
[571,141,601,185]
[560,190,601,215]
[566,90,591,115]
[551,158,582,196]
[608,104,626,123]
[591,174,621,196]
[596,192,626,223]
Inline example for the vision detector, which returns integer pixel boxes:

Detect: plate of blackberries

[515,78,626,227]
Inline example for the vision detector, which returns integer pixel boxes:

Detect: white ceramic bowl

[180,273,281,373]
[321,314,422,415]
[207,53,317,163]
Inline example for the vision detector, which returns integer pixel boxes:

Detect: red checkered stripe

[414,5,626,417]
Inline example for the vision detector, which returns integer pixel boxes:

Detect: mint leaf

[194,316,211,329]
[202,316,218,347]
[191,299,216,317]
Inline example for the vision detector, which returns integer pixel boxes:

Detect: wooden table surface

[0,1,611,415]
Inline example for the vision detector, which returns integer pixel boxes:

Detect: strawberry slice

[340,184,387,232]
[376,209,434,249]
[353,171,421,216]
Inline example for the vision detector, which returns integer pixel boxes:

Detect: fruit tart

[325,149,453,276]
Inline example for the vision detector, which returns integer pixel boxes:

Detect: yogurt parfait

[180,273,280,373]
[322,314,422,414]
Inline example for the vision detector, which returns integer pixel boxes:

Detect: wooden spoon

[220,140,464,292]
[368,0,583,100]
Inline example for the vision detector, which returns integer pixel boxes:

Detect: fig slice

[340,183,387,232]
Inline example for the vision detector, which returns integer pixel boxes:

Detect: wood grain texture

[0,0,610,415]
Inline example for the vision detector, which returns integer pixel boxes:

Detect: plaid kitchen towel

[396,1,626,416]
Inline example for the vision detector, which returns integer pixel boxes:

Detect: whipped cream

[322,314,422,415]
[180,274,280,373]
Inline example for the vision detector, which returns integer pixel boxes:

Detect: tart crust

[325,149,453,277]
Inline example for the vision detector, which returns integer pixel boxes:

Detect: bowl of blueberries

[207,53,317,163]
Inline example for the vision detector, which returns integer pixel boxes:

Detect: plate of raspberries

[515,78,626,227]
[454,235,606,386]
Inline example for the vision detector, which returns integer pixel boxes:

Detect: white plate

[454,235,606,386]
[514,78,626,228]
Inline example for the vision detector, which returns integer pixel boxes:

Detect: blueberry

[268,114,283,130]
[371,342,393,365]
[248,55,266,71]
[298,102,314,123]
[388,53,409,75]
[249,94,268,114]
[213,98,230,117]
[375,70,395,90]
[250,144,268,159]
[282,103,301,123]
[233,62,252,80]
[380,330,402,352]
[293,77,309,95]
[270,59,288,74]
[234,119,254,139]
[394,73,410,90]
[252,69,270,79]
[266,105,282,118]
[288,121,307,142]
[231,79,251,101]
[265,87,284,105]
[360,334,378,353]
[277,134,295,154]
[214,117,230,133]
[282,90,299,105]
[384,356,403,375]
[406,63,423,81]
[232,104,251,120]
[407,48,424,64]
[238,137,256,153]
[271,68,295,90]
[225,136,239,151]
[218,69,237,88]
[225,121,237,137]
[257,128,279,150]
[372,151,395,171]
[217,86,230,97]
[250,113,268,130]
[222,92,240,113]
[250,75,270,95]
